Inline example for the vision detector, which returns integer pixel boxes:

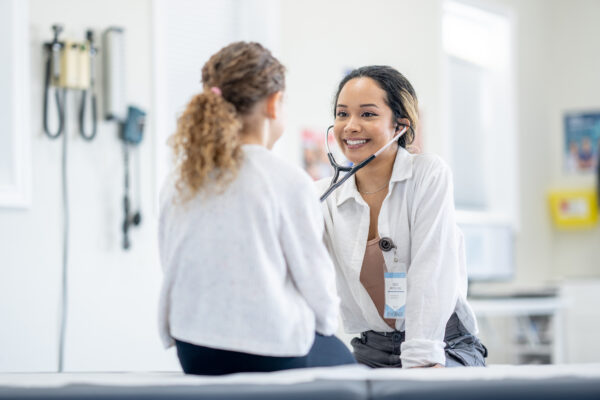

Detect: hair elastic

[210,86,222,96]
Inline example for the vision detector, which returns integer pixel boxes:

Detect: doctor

[317,66,487,368]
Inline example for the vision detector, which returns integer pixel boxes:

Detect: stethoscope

[319,124,408,253]
[319,124,408,202]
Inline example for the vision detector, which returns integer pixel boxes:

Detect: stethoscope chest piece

[379,237,396,252]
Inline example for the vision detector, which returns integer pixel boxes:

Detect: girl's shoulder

[245,146,317,196]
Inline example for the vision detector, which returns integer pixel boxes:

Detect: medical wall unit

[120,106,146,250]
[548,189,598,229]
[42,24,103,373]
[470,294,563,364]
[41,23,145,372]
[102,27,126,122]
[43,25,98,140]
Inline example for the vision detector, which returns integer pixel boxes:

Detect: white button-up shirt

[316,147,478,368]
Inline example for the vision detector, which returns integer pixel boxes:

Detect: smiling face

[334,77,400,164]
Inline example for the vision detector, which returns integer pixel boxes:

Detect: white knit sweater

[158,145,339,356]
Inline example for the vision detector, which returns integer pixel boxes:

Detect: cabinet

[469,296,564,364]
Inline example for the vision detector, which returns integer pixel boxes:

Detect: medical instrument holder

[43,25,99,141]
[120,106,146,250]
[43,25,66,139]
[103,27,126,121]
[78,30,98,141]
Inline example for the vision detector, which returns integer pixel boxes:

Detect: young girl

[158,42,354,375]
[317,66,487,368]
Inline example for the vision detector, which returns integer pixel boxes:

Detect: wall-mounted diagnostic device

[43,22,149,375]
[43,25,98,140]
[121,106,146,250]
[102,27,126,122]
[79,30,98,140]
[42,23,100,374]
[43,24,65,138]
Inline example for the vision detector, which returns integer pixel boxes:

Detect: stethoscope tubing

[319,125,407,202]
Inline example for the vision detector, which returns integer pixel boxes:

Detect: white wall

[546,0,600,279]
[455,0,600,364]
[0,0,179,372]
[475,0,600,285]
[479,0,556,287]
[279,0,600,363]
[545,0,600,362]
[278,0,558,287]
[280,0,600,287]
[277,0,444,167]
[561,280,600,363]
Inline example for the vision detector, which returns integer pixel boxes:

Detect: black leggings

[175,333,356,375]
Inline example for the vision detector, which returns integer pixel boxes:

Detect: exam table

[2,364,600,399]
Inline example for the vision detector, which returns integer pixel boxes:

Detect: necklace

[357,181,389,195]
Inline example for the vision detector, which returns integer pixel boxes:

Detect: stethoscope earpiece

[396,122,410,132]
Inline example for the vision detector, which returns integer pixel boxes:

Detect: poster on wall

[564,112,600,173]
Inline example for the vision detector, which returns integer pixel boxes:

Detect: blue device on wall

[121,106,146,144]
[120,105,146,250]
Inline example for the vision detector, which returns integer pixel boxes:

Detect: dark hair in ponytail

[169,41,285,201]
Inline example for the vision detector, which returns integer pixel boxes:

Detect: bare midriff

[359,236,396,329]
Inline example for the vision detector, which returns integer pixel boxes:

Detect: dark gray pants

[351,313,487,368]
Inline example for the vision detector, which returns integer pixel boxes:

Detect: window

[443,1,517,281]
[152,0,281,212]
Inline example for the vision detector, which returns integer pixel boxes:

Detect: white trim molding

[0,0,31,208]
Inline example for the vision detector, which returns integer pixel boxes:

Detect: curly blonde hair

[169,42,285,201]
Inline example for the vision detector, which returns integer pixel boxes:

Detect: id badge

[384,272,406,319]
